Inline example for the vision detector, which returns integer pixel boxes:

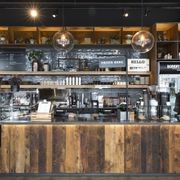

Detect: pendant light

[53,4,74,53]
[131,0,154,53]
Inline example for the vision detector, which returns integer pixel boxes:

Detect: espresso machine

[158,61,180,121]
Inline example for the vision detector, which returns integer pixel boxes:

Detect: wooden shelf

[0,84,149,89]
[156,23,176,31]
[38,27,61,32]
[157,41,179,43]
[0,71,151,76]
[157,59,180,61]
[122,27,149,32]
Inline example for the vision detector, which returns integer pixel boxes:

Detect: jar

[43,63,50,71]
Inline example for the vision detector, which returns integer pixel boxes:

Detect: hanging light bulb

[131,30,154,53]
[52,5,74,53]
[131,0,154,53]
[53,30,74,52]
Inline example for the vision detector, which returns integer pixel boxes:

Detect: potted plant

[27,50,44,71]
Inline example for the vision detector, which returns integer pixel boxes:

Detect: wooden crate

[31,112,53,122]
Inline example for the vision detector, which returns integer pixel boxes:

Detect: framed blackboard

[0,48,27,71]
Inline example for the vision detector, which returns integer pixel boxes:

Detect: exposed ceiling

[0,0,180,26]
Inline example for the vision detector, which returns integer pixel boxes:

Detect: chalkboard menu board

[0,48,27,71]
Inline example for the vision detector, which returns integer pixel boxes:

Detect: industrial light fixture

[53,6,74,53]
[131,0,154,53]
[52,9,59,18]
[144,8,150,17]
[123,9,129,17]
[29,8,38,18]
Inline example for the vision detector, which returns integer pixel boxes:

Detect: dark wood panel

[160,125,170,173]
[52,125,66,173]
[141,125,161,173]
[151,125,161,173]
[79,125,105,173]
[29,125,39,173]
[38,126,47,172]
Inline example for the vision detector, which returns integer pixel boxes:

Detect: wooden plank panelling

[65,125,81,173]
[173,125,180,173]
[0,124,180,174]
[38,126,47,172]
[15,125,25,173]
[46,125,52,173]
[24,125,30,173]
[0,125,1,172]
[9,125,16,173]
[160,125,170,173]
[141,125,153,173]
[124,125,141,173]
[151,125,161,173]
[104,125,124,173]
[1,125,10,173]
[29,125,39,173]
[141,125,160,173]
[52,125,66,173]
[168,125,175,173]
[79,125,104,173]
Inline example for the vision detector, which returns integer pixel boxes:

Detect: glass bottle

[32,59,38,72]
[169,82,177,122]
[149,94,158,121]
[137,97,145,121]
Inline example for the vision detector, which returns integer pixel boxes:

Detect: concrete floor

[0,174,180,180]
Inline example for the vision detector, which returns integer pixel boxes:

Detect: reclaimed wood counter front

[0,123,180,174]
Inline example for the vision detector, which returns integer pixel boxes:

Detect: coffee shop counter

[0,121,180,174]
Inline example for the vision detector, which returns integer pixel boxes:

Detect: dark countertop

[0,120,179,125]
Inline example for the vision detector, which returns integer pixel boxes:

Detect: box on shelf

[31,112,53,122]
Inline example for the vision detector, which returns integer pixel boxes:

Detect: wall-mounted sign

[159,61,180,74]
[128,59,149,72]
[99,56,126,68]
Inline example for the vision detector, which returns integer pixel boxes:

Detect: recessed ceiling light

[29,8,38,18]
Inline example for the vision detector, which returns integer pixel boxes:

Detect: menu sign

[159,61,180,74]
[128,59,149,72]
[99,56,126,68]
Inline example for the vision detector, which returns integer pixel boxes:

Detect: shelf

[0,71,151,76]
[156,23,176,31]
[0,84,149,89]
[0,43,134,48]
[157,59,180,61]
[56,107,118,110]
[157,41,179,43]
